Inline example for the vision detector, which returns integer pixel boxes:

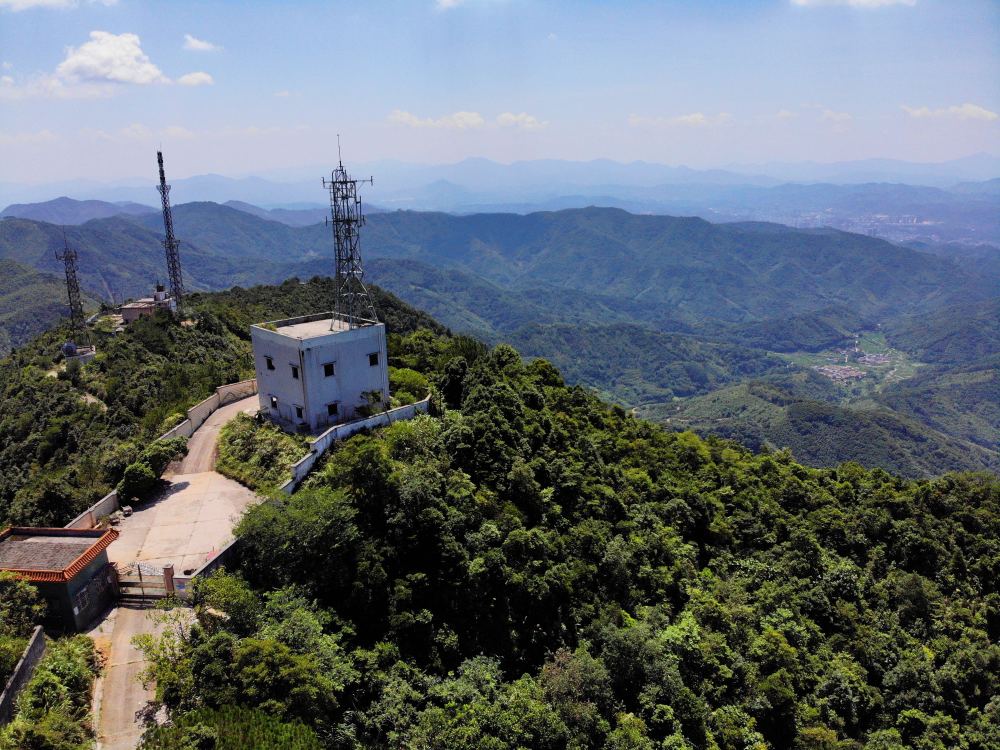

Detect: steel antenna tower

[55,232,86,338]
[322,142,376,329]
[156,150,184,315]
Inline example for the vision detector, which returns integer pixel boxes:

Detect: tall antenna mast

[322,145,376,329]
[156,150,184,315]
[55,232,86,339]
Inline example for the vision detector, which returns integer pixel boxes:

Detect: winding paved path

[91,395,259,750]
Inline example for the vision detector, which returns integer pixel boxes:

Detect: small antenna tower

[322,139,376,329]
[55,232,86,339]
[156,150,184,315]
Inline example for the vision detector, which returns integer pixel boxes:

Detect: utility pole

[55,233,86,340]
[156,150,184,315]
[322,140,377,329]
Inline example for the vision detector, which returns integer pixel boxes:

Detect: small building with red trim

[0,527,119,631]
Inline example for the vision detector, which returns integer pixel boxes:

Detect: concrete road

[90,607,165,750]
[106,471,259,575]
[170,396,258,475]
[93,394,259,749]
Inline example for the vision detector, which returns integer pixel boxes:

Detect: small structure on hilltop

[0,527,119,631]
[121,283,177,323]
[251,149,389,432]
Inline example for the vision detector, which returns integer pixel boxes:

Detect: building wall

[33,552,116,632]
[252,322,389,431]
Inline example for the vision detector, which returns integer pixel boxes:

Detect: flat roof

[278,316,351,339]
[253,312,379,341]
[0,527,119,582]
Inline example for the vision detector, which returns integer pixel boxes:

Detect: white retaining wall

[64,490,120,530]
[279,397,431,494]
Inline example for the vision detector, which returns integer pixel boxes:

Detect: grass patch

[216,413,308,493]
[139,705,322,749]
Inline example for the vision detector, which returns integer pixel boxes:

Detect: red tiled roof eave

[0,527,119,582]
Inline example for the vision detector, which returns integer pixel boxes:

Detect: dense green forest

[0,277,440,527]
[132,326,999,750]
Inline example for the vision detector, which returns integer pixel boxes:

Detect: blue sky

[1,0,998,182]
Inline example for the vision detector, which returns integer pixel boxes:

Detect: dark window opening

[269,396,278,410]
[295,405,304,420]
[368,352,379,367]
[327,402,338,417]
[265,356,275,371]
[291,364,299,380]
[323,362,336,377]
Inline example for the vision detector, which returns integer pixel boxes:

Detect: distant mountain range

[5,159,997,245]
[1,200,997,476]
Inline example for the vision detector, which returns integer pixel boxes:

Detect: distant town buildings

[814,364,866,382]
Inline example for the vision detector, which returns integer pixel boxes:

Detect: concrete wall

[65,490,119,530]
[279,397,430,494]
[252,320,389,431]
[158,379,258,442]
[0,626,45,726]
[172,537,242,600]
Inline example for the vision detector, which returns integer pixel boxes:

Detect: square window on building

[324,362,336,377]
[270,395,278,410]
[295,405,304,420]
[327,402,338,417]
[265,356,275,371]
[368,352,379,367]
[291,364,299,380]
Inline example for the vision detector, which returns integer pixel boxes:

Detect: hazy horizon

[1,0,998,184]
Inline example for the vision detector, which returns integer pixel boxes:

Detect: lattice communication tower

[55,234,86,338]
[156,150,184,315]
[322,145,377,329]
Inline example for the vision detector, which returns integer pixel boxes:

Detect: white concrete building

[250,312,389,432]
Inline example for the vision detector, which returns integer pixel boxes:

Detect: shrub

[118,461,158,501]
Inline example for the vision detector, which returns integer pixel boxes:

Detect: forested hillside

[134,325,1000,750]
[3,205,997,477]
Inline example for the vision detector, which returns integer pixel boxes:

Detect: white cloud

[119,122,154,140]
[774,109,798,120]
[435,0,465,8]
[547,32,558,41]
[0,0,117,11]
[902,103,998,121]
[496,112,548,130]
[821,109,852,122]
[628,112,731,127]
[274,90,291,97]
[0,128,58,144]
[2,62,12,70]
[791,0,915,7]
[163,125,195,139]
[388,109,485,129]
[57,31,167,84]
[183,34,221,52]
[177,71,213,86]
